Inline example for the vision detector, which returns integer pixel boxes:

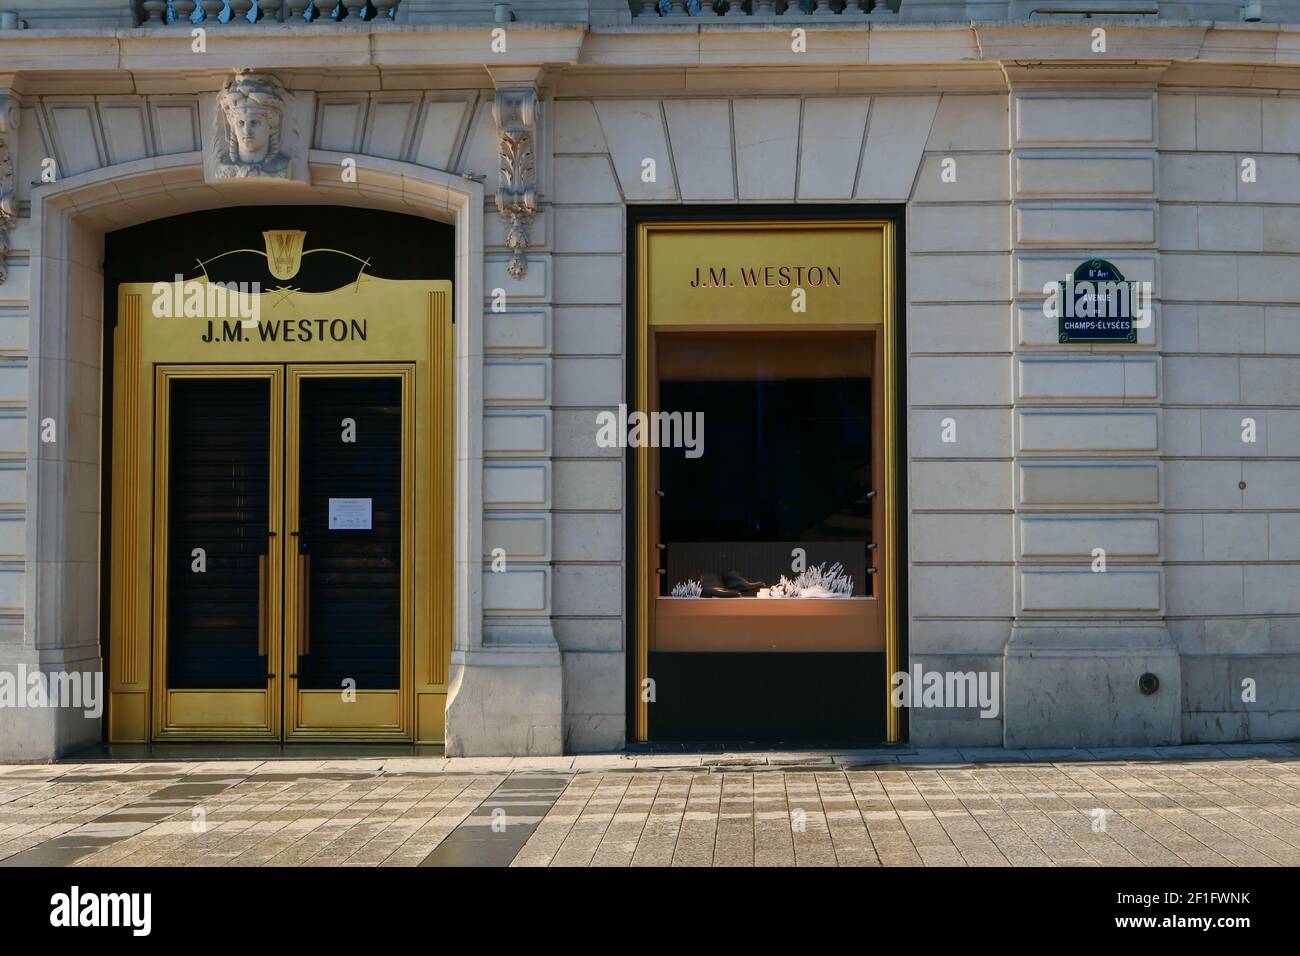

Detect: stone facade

[1,2,1299,758]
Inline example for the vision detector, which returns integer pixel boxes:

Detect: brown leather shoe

[723,570,767,594]
[700,572,741,598]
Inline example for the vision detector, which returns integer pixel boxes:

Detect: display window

[653,331,883,652]
[633,218,901,743]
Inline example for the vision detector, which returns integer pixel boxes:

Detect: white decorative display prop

[757,562,854,599]
[670,578,703,598]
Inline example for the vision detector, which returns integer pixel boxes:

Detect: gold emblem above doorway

[263,229,308,280]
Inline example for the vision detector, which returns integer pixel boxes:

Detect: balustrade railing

[135,1,399,23]
[631,0,893,14]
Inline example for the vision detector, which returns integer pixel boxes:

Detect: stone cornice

[0,21,1296,95]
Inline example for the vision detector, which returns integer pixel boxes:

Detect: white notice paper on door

[328,497,372,530]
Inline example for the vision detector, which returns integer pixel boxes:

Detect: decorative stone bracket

[0,94,18,286]
[492,86,539,280]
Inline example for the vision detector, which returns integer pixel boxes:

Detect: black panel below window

[647,652,886,744]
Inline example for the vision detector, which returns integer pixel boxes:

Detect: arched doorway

[101,206,456,743]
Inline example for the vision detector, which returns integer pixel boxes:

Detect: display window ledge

[654,596,882,653]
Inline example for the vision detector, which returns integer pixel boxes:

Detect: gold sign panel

[131,274,433,360]
[640,220,889,327]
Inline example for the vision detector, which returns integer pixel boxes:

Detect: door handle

[257,554,268,657]
[298,552,311,657]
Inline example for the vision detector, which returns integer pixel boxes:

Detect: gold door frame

[633,219,901,742]
[284,363,415,740]
[109,278,453,744]
[151,364,285,739]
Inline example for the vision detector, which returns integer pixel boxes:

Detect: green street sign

[1057,258,1139,344]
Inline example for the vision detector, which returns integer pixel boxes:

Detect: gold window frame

[633,219,901,742]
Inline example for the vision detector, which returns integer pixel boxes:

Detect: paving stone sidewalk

[2,743,1300,867]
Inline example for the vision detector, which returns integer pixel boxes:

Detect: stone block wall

[550,86,1300,749]
[1000,89,1177,749]
[3,71,1298,755]
[1158,91,1300,742]
[548,99,632,752]
[548,92,1015,748]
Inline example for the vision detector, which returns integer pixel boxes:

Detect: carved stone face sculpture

[232,106,273,165]
[216,71,290,179]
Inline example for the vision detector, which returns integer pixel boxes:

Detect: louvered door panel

[165,377,271,689]
[294,376,402,690]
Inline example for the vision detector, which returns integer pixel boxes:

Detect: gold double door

[108,278,453,744]
[156,364,414,740]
